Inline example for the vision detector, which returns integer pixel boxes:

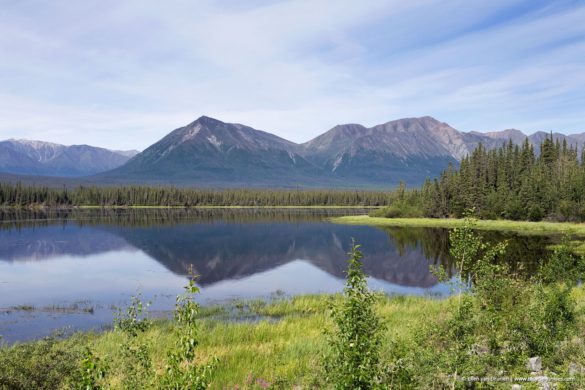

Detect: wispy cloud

[0,0,584,149]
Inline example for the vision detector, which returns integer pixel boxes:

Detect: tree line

[5,133,584,218]
[0,183,393,207]
[378,134,585,221]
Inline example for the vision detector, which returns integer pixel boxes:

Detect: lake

[0,209,554,343]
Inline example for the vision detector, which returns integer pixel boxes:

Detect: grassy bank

[101,295,445,387]
[0,294,446,389]
[2,290,585,389]
[332,215,585,236]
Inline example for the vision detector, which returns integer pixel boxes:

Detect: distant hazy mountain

[478,129,527,145]
[476,129,585,155]
[0,139,138,177]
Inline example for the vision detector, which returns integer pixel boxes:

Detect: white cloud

[0,0,584,150]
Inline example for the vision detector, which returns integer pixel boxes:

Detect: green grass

[2,291,585,388]
[546,240,585,256]
[332,215,585,236]
[0,294,447,389]
[90,294,446,388]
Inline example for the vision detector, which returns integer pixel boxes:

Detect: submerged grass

[332,215,585,236]
[1,303,95,315]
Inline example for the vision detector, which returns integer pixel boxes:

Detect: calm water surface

[0,209,554,343]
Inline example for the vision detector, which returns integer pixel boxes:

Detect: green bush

[77,347,108,390]
[405,216,585,388]
[114,294,154,389]
[0,336,82,389]
[160,273,216,389]
[370,201,424,218]
[324,240,386,389]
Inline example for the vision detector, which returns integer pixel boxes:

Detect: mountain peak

[481,129,527,143]
[131,116,302,172]
[413,115,442,124]
[7,138,63,148]
[300,115,467,164]
[373,116,445,132]
[166,116,228,145]
[193,115,224,125]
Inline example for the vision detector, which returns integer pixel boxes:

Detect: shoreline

[0,293,448,386]
[332,215,585,236]
[3,289,584,387]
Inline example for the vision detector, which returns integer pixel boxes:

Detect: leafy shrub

[409,216,585,388]
[539,236,585,285]
[0,336,82,390]
[113,293,154,389]
[159,273,217,389]
[113,293,151,337]
[523,238,585,360]
[370,201,423,218]
[77,347,108,390]
[528,204,545,221]
[324,240,385,389]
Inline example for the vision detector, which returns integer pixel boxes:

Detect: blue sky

[1,0,585,150]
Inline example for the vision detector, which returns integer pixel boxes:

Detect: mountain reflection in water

[0,209,554,343]
[0,209,552,288]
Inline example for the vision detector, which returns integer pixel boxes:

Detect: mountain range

[2,116,584,187]
[96,116,474,187]
[0,139,138,177]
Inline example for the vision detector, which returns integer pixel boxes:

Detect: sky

[1,0,585,151]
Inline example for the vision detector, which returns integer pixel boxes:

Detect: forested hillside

[382,134,585,221]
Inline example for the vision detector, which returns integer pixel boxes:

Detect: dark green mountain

[98,116,332,187]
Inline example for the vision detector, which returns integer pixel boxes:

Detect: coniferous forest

[0,184,391,208]
[379,134,585,222]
